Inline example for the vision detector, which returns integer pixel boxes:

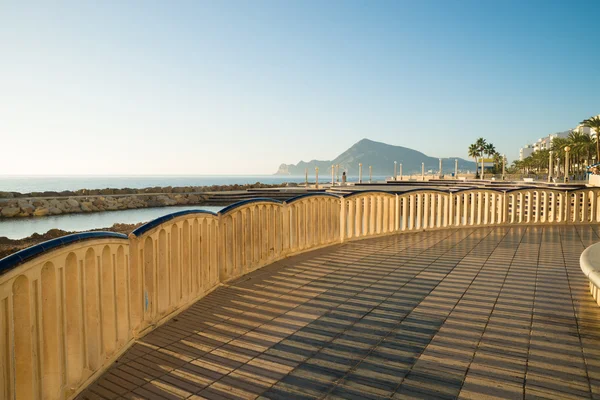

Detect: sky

[1,0,599,175]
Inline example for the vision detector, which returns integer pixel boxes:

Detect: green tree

[582,116,600,160]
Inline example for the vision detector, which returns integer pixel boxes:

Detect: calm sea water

[0,175,376,193]
[0,205,223,240]
[0,175,309,193]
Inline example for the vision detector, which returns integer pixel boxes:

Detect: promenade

[78,226,600,400]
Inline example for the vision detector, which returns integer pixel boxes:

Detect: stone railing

[1,188,600,399]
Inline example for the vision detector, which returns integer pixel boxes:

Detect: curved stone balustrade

[2,188,600,399]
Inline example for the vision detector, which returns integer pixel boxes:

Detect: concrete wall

[2,188,600,399]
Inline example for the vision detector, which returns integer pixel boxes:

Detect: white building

[519,131,567,160]
[519,145,534,161]
[518,116,599,161]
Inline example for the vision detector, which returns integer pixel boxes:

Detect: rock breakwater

[0,193,207,218]
[0,182,298,219]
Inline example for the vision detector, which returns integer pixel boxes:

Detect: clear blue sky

[1,1,598,175]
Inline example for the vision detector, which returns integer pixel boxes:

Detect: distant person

[342,172,347,184]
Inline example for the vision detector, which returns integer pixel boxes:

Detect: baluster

[409,194,416,230]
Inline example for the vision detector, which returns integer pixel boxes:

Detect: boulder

[1,207,20,217]
[67,198,79,208]
[49,207,62,215]
[81,202,94,212]
[33,207,50,217]
[18,202,35,214]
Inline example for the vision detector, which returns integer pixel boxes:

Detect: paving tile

[77,227,600,400]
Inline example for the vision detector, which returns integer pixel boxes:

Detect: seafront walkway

[78,226,600,400]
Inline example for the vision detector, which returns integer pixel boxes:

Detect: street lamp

[369,166,372,183]
[564,146,571,183]
[502,154,506,181]
[548,151,553,183]
[331,165,335,186]
[394,161,397,181]
[315,167,319,189]
[399,163,403,180]
[359,163,363,184]
[455,159,458,179]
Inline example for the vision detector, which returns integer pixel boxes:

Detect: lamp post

[564,146,571,183]
[438,158,443,179]
[455,159,458,179]
[359,163,363,184]
[315,167,319,189]
[331,165,335,186]
[305,168,308,187]
[502,154,506,181]
[394,161,397,181]
[399,163,403,181]
[369,166,372,183]
[548,151,553,183]
[421,162,425,180]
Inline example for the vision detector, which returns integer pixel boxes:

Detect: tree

[474,138,487,179]
[468,143,481,177]
[582,116,600,160]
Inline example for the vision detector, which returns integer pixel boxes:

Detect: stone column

[548,151,553,182]
[399,163,403,181]
[359,163,363,184]
[315,167,319,189]
[421,163,425,180]
[455,159,458,179]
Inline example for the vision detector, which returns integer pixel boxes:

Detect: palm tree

[582,116,600,160]
[551,137,570,176]
[474,138,487,179]
[468,143,481,177]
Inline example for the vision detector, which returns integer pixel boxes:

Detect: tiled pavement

[78,226,600,400]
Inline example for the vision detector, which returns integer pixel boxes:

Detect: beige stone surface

[77,226,600,400]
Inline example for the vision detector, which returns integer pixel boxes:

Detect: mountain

[275,138,477,176]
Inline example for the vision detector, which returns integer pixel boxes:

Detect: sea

[0,175,381,239]
[0,175,316,193]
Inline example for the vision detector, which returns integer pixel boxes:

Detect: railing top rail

[132,209,219,237]
[503,187,591,194]
[218,197,283,216]
[341,190,402,199]
[0,231,128,275]
[285,192,341,204]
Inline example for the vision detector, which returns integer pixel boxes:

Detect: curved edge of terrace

[0,231,128,274]
[581,243,600,304]
[132,209,219,236]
